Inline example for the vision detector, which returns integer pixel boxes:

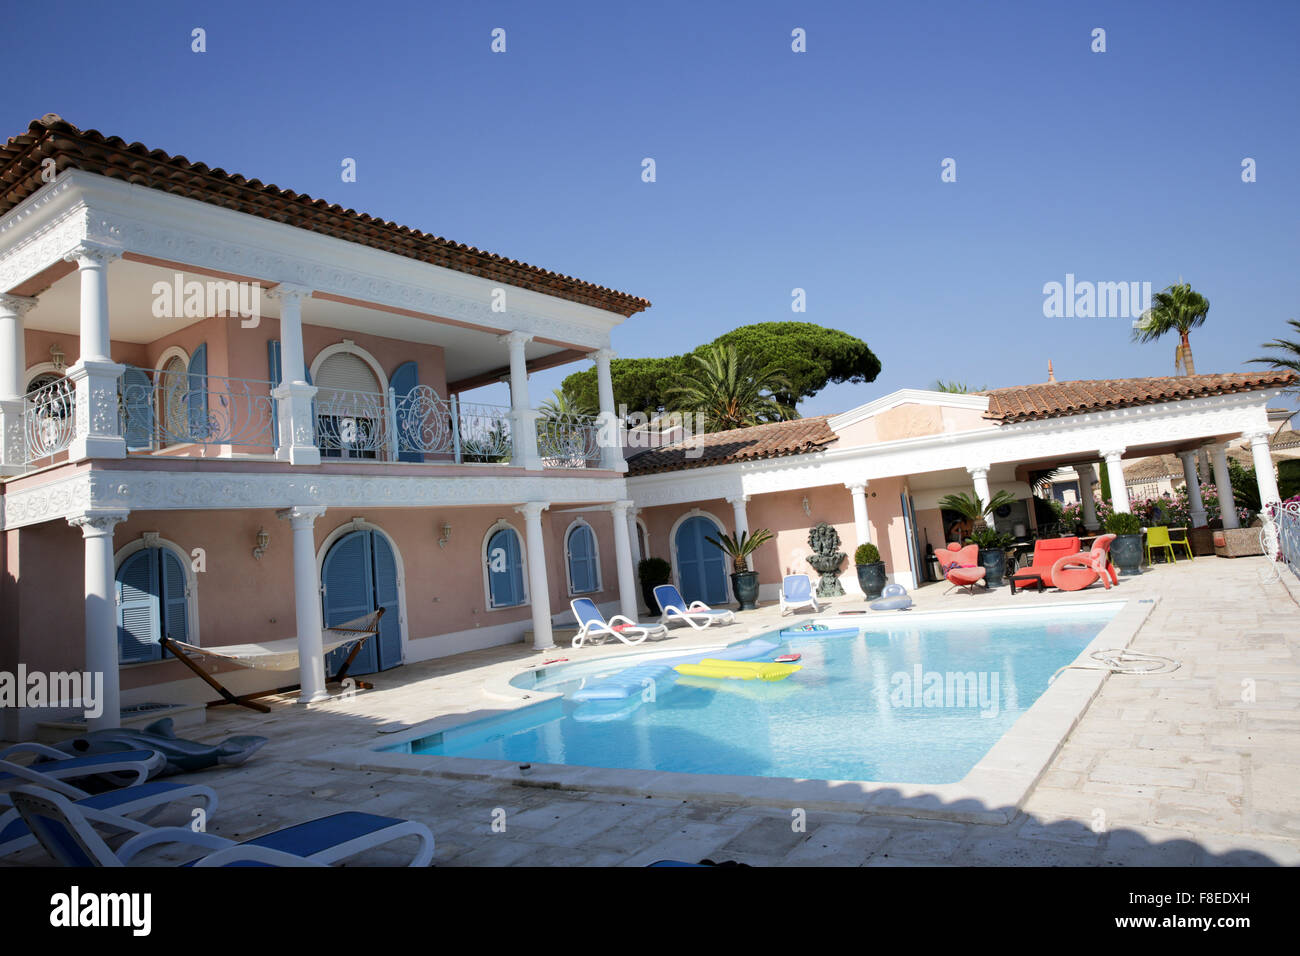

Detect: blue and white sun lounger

[570,598,669,647]
[9,786,435,867]
[653,584,736,630]
[0,743,165,794]
[779,574,821,615]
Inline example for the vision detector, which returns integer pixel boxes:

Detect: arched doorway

[321,528,403,675]
[673,514,729,606]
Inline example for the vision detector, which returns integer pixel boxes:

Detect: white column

[1101,448,1131,513]
[726,494,752,569]
[1074,463,1100,531]
[589,347,625,472]
[610,500,639,621]
[847,482,870,546]
[516,501,554,649]
[277,506,329,703]
[1246,431,1281,508]
[1209,443,1240,529]
[64,242,125,461]
[1177,449,1208,528]
[268,284,319,465]
[968,466,992,524]
[68,511,129,731]
[501,331,541,470]
[0,294,37,473]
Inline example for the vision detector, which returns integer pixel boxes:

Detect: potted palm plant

[939,489,1018,587]
[704,528,774,611]
[1105,512,1144,575]
[854,543,886,600]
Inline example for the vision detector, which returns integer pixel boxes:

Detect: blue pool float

[869,583,913,611]
[778,625,859,640]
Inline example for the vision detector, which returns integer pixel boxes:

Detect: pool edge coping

[308,596,1156,826]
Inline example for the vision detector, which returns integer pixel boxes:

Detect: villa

[0,114,1294,756]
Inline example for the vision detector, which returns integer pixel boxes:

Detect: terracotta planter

[856,562,887,600]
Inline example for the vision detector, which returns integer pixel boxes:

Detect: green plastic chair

[1146,525,1193,564]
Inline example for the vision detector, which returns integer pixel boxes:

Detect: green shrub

[854,543,880,565]
[967,528,1013,550]
[637,557,671,586]
[1104,512,1142,535]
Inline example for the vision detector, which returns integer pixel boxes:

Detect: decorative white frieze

[1,466,627,529]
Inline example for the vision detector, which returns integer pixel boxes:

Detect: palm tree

[538,388,595,419]
[933,380,986,393]
[938,489,1018,531]
[665,344,794,432]
[1132,282,1210,375]
[1247,318,1300,403]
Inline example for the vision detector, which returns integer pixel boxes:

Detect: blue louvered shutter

[117,550,160,663]
[568,524,598,593]
[122,366,153,451]
[488,528,524,607]
[159,549,189,643]
[267,340,282,450]
[389,360,421,462]
[186,343,209,441]
[323,531,377,674]
[370,533,403,669]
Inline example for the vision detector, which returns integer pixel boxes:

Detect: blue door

[674,515,729,606]
[322,529,403,676]
[116,548,189,663]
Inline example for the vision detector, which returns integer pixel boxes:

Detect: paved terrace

[5,556,1300,867]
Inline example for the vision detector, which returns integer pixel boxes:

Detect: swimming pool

[381,603,1124,785]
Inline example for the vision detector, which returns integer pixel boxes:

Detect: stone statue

[805,521,846,597]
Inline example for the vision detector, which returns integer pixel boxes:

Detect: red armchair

[935,542,986,595]
[1051,534,1119,592]
[1009,536,1080,594]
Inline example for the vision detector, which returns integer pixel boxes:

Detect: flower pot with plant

[637,557,672,613]
[939,489,1018,535]
[1105,512,1144,575]
[854,543,887,599]
[704,528,774,610]
[967,527,1014,588]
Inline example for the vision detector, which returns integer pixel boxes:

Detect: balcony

[15,367,606,471]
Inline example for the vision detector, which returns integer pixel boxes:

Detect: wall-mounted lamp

[49,343,66,372]
[252,527,270,561]
[801,496,811,517]
[438,522,452,549]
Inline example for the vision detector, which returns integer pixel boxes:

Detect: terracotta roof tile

[1,115,650,317]
[983,371,1296,424]
[626,416,835,475]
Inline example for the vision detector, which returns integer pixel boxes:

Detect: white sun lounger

[779,574,822,615]
[570,598,669,647]
[652,584,736,630]
[10,785,435,867]
[0,744,165,794]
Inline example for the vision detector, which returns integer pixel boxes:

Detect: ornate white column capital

[277,505,327,527]
[588,347,616,363]
[845,481,868,494]
[967,465,989,479]
[1243,429,1273,444]
[63,241,122,268]
[1176,448,1200,465]
[67,510,129,537]
[726,494,751,506]
[515,501,550,519]
[0,293,38,318]
[498,330,535,349]
[609,499,634,515]
[266,282,313,303]
[1100,447,1126,460]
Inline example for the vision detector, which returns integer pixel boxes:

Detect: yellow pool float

[673,659,802,681]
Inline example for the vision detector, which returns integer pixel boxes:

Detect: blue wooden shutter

[159,549,189,643]
[122,366,153,451]
[370,533,402,669]
[323,531,377,674]
[186,343,209,441]
[568,524,597,593]
[267,340,282,450]
[488,528,523,607]
[116,550,160,663]
[389,361,421,462]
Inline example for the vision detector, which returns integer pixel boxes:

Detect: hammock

[160,610,384,713]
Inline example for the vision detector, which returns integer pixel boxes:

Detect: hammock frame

[159,609,385,713]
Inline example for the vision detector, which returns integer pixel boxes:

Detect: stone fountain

[805,521,846,597]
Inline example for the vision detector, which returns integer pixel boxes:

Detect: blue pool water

[386,604,1121,784]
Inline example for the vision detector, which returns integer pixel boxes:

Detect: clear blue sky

[3,0,1297,417]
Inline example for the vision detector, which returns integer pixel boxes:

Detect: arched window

[315,350,384,459]
[115,546,192,663]
[484,523,527,609]
[565,520,601,595]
